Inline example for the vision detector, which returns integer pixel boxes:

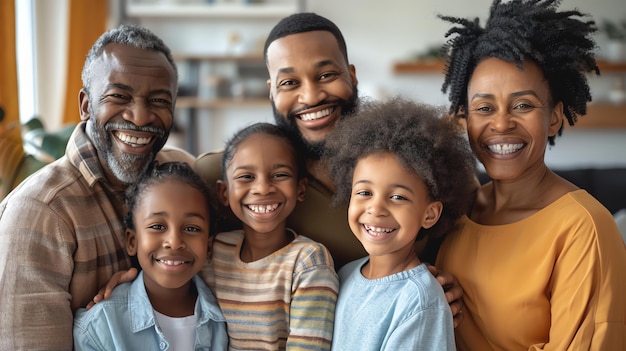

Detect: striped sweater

[202,230,338,351]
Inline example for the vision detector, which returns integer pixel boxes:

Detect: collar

[65,121,108,188]
[127,271,225,333]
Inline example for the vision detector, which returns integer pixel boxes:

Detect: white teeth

[299,108,333,121]
[364,225,394,236]
[247,203,279,213]
[116,131,151,146]
[488,143,524,155]
[157,259,186,266]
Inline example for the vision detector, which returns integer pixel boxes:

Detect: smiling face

[126,179,210,294]
[266,31,358,152]
[220,133,306,237]
[348,152,442,259]
[80,43,177,185]
[466,58,563,181]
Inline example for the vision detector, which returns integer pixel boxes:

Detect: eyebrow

[105,83,133,92]
[470,90,539,101]
[104,83,172,97]
[353,179,415,194]
[145,211,207,221]
[230,163,295,173]
[275,59,337,79]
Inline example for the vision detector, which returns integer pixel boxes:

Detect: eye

[151,98,172,108]
[513,102,534,110]
[319,72,339,82]
[390,194,408,201]
[234,174,254,182]
[184,225,202,233]
[277,78,299,90]
[147,223,166,231]
[355,190,372,197]
[474,105,492,113]
[272,172,293,180]
[280,79,296,86]
[104,93,130,102]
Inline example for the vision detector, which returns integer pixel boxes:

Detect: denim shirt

[74,271,228,350]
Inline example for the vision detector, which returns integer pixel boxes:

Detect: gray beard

[85,117,162,185]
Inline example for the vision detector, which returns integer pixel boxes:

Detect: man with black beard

[0,25,193,349]
[196,12,364,268]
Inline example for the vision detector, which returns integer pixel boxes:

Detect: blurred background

[3,0,626,169]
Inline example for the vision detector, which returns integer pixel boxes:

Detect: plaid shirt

[0,122,193,350]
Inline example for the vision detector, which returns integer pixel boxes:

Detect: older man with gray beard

[0,24,193,350]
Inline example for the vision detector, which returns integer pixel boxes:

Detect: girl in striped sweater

[206,122,339,351]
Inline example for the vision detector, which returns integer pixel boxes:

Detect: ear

[266,78,273,101]
[548,101,564,137]
[296,177,307,202]
[348,64,358,87]
[79,88,91,122]
[216,180,230,207]
[126,228,138,256]
[421,201,443,230]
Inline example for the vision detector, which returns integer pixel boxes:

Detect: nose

[298,80,328,106]
[124,99,155,127]
[163,229,185,250]
[490,110,515,133]
[252,176,276,195]
[366,197,389,217]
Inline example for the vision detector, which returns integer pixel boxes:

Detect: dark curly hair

[439,0,599,145]
[124,161,212,232]
[324,97,478,240]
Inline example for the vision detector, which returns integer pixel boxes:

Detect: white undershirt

[154,300,199,351]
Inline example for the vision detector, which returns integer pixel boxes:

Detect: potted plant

[600,19,626,62]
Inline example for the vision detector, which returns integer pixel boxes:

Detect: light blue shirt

[331,257,456,351]
[74,271,228,351]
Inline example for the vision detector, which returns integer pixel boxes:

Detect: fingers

[435,269,455,287]
[444,282,463,304]
[85,287,106,310]
[85,268,139,310]
[453,306,464,329]
[431,267,465,328]
[445,283,464,328]
[104,268,139,299]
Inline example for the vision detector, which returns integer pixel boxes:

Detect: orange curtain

[61,0,108,125]
[0,0,21,143]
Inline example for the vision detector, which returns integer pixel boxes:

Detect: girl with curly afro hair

[325,97,477,351]
[435,0,626,349]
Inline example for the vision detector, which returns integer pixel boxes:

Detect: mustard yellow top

[437,190,626,351]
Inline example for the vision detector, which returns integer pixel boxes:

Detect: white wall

[305,0,626,170]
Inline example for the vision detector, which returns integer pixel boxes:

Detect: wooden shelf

[597,61,626,73]
[393,60,626,74]
[175,97,268,109]
[126,2,298,18]
[569,103,626,129]
[173,53,264,62]
[393,60,445,73]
